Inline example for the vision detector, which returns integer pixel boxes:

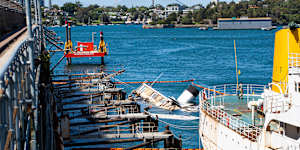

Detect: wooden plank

[64,138,143,147]
[59,88,122,95]
[102,113,149,119]
[70,132,172,140]
[70,118,126,126]
[71,121,133,136]
[52,72,107,77]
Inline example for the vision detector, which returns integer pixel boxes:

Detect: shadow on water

[65,63,104,72]
[64,63,125,73]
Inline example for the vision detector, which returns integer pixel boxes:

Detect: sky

[46,0,239,7]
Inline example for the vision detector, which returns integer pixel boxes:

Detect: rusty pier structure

[0,0,182,149]
[50,68,182,149]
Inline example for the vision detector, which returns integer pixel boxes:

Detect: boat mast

[234,40,239,89]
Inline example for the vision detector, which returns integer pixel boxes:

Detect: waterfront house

[164,4,183,18]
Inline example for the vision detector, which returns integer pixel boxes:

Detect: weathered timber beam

[64,138,143,147]
[70,118,125,126]
[71,121,133,136]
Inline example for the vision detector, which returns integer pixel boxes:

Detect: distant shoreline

[142,24,216,29]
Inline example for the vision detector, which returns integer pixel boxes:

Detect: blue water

[49,25,276,148]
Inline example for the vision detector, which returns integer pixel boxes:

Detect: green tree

[155,4,164,10]
[52,4,60,10]
[61,3,78,16]
[166,13,177,23]
[75,7,89,24]
[157,19,168,24]
[100,13,110,24]
[193,8,205,23]
[180,12,193,24]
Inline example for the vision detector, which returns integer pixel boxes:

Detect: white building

[164,4,183,18]
[183,5,202,15]
[151,8,165,19]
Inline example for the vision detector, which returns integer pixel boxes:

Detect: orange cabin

[65,42,106,58]
[77,42,94,51]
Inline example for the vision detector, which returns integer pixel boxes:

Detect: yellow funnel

[272,28,300,93]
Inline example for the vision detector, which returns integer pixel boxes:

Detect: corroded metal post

[25,0,33,70]
[33,0,38,24]
[12,63,21,150]
[25,0,37,149]
[25,0,33,39]
[6,69,14,150]
[37,0,42,25]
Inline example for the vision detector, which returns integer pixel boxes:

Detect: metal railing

[288,53,300,69]
[199,84,266,142]
[0,22,42,150]
[261,53,300,114]
[200,84,266,104]
[200,100,262,142]
[263,85,290,114]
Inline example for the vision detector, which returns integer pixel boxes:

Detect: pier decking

[51,69,182,149]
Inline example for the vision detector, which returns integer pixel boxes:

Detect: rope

[111,77,136,90]
[114,79,195,84]
[192,82,225,95]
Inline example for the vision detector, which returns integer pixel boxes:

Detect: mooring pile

[50,69,182,149]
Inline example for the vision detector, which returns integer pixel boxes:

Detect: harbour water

[49,25,276,148]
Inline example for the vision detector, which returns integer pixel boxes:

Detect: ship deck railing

[263,85,291,114]
[288,53,300,74]
[200,84,266,103]
[200,100,262,141]
[199,84,266,141]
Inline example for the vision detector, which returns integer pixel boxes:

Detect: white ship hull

[199,109,264,150]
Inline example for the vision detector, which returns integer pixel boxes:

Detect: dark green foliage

[167,13,178,22]
[46,0,300,26]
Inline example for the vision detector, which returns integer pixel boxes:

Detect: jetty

[51,69,182,149]
[0,0,182,149]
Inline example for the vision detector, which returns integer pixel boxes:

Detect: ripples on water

[49,25,276,148]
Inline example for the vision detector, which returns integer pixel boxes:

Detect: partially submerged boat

[133,83,199,111]
[134,83,180,111]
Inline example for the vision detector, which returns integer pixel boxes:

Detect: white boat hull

[199,110,265,150]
